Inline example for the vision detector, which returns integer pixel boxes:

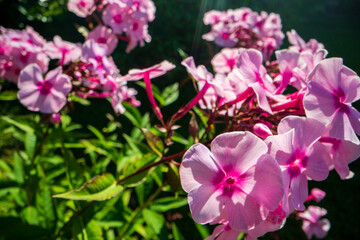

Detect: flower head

[180,131,284,231]
[18,64,71,113]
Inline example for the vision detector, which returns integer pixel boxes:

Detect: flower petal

[180,143,223,193]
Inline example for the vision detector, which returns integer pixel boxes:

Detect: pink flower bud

[253,123,273,139]
[305,188,326,203]
[50,113,62,124]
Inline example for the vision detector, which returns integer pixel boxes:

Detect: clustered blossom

[0,26,49,83]
[203,8,284,59]
[179,7,360,240]
[67,0,156,53]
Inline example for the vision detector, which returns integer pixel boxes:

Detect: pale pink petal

[39,89,67,113]
[180,143,224,193]
[277,116,325,150]
[304,81,338,119]
[332,139,360,179]
[225,193,264,231]
[188,185,223,224]
[250,81,273,114]
[290,174,308,211]
[17,64,43,89]
[303,142,329,181]
[313,219,330,239]
[307,58,343,92]
[245,154,284,210]
[211,132,268,174]
[265,130,294,166]
[328,110,358,143]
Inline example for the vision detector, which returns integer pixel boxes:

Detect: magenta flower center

[333,89,349,113]
[221,32,230,39]
[39,80,53,95]
[77,0,87,8]
[225,176,236,185]
[287,151,308,178]
[0,47,5,55]
[226,58,236,70]
[20,51,30,64]
[97,37,107,44]
[113,14,122,24]
[133,22,138,31]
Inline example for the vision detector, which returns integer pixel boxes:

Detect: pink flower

[305,188,326,203]
[124,18,151,53]
[287,29,325,54]
[82,39,117,77]
[102,3,131,34]
[303,58,360,144]
[18,64,72,113]
[298,206,330,239]
[231,48,277,114]
[50,113,62,124]
[67,0,95,18]
[246,204,287,240]
[180,131,284,231]
[121,60,175,121]
[265,116,329,212]
[111,78,140,114]
[319,137,360,179]
[86,25,118,55]
[211,48,240,74]
[45,36,82,65]
[253,123,273,139]
[205,222,242,240]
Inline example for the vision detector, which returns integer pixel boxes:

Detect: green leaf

[142,209,165,234]
[25,132,37,159]
[0,90,18,101]
[1,116,34,133]
[62,147,85,189]
[194,222,210,239]
[14,153,24,184]
[162,82,179,106]
[172,222,185,240]
[37,181,57,230]
[85,220,104,240]
[88,125,105,140]
[150,197,188,212]
[53,173,123,201]
[20,206,39,225]
[69,94,91,106]
[140,128,164,156]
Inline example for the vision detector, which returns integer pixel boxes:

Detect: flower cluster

[203,8,284,59]
[179,8,360,240]
[0,26,49,83]
[68,0,156,52]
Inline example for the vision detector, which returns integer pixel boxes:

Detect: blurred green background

[1,0,360,239]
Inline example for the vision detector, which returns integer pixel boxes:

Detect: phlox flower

[82,39,118,78]
[305,188,326,203]
[246,204,287,240]
[287,29,325,54]
[124,18,152,53]
[211,48,240,74]
[319,136,360,179]
[230,48,277,114]
[102,3,131,34]
[303,58,360,144]
[265,116,329,212]
[180,131,284,231]
[86,25,118,55]
[111,78,140,114]
[45,36,82,65]
[17,64,71,113]
[67,0,95,18]
[298,206,330,239]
